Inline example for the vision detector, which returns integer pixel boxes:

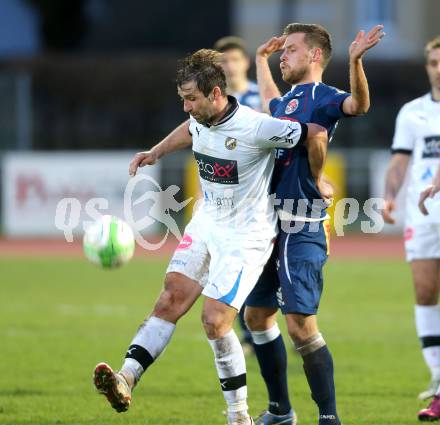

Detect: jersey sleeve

[320,87,351,119]
[391,105,415,154]
[254,114,308,149]
[268,97,282,116]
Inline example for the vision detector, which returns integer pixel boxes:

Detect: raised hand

[256,36,286,59]
[349,25,385,61]
[129,150,158,177]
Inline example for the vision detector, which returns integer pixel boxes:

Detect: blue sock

[302,345,339,424]
[253,334,291,415]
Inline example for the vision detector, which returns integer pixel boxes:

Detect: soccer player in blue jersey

[215,36,264,355]
[244,23,385,425]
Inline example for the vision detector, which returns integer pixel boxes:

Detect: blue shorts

[246,221,330,315]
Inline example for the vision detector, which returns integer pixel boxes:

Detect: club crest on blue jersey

[285,99,299,114]
[225,137,237,150]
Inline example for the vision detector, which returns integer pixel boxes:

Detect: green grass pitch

[0,257,429,424]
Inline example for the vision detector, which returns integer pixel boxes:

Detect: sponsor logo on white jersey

[194,152,239,185]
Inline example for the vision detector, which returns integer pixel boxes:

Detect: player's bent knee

[244,306,277,331]
[152,274,194,322]
[288,328,313,345]
[286,314,319,344]
[152,289,182,322]
[414,285,439,305]
[202,310,232,340]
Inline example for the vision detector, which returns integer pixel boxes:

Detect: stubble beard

[197,111,216,126]
[282,65,309,85]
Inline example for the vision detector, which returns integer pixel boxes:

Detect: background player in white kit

[92,49,327,425]
[382,36,440,420]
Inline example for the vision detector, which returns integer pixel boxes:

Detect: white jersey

[392,93,440,225]
[189,97,306,237]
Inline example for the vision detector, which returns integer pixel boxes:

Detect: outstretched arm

[255,36,285,114]
[129,120,191,176]
[382,153,410,224]
[419,165,440,215]
[342,25,385,116]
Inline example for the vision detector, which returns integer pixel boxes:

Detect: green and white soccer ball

[83,215,135,268]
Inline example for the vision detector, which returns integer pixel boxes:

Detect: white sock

[250,323,281,345]
[208,329,249,422]
[121,316,176,382]
[415,305,440,380]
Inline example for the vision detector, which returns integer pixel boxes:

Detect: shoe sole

[93,362,131,413]
[419,414,440,422]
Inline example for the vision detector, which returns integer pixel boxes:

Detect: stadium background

[0,1,438,424]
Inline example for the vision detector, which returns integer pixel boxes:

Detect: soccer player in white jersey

[381,36,440,420]
[92,49,327,425]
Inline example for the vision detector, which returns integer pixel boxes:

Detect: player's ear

[210,86,222,102]
[311,47,323,64]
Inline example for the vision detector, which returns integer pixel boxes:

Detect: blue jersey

[234,81,262,112]
[269,82,350,220]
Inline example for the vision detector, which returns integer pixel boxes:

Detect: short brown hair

[425,36,440,59]
[176,49,227,97]
[214,36,248,57]
[283,23,332,68]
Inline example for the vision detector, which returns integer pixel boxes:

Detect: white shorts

[166,210,276,310]
[404,223,440,262]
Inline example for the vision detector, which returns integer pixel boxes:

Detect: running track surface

[0,234,405,260]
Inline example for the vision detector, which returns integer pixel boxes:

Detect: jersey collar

[290,81,320,92]
[206,96,239,128]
